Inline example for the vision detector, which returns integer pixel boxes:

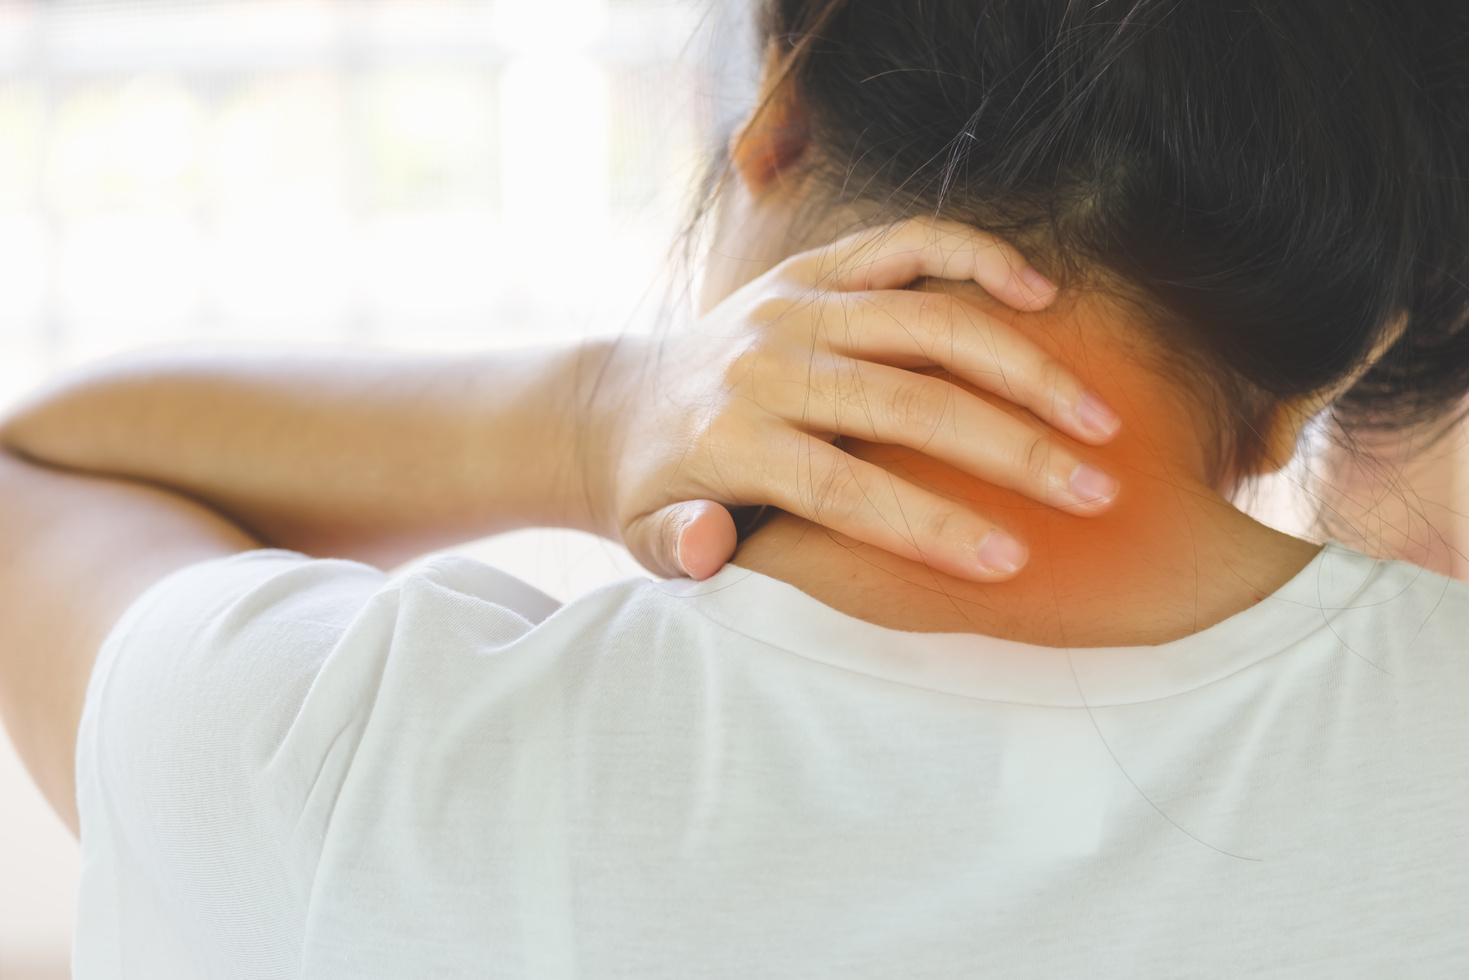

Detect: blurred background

[0,0,752,976]
[0,1,1465,977]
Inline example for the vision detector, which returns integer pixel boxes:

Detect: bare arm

[0,343,623,569]
[0,453,256,832]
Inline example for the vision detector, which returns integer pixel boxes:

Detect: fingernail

[673,516,695,576]
[1069,463,1119,507]
[976,529,1028,576]
[1075,391,1121,438]
[1019,267,1056,303]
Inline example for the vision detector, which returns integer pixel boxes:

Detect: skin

[715,78,1329,644]
[0,455,256,833]
[732,285,1323,644]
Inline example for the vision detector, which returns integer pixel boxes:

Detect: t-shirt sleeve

[73,549,553,978]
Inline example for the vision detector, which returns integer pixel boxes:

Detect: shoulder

[81,549,667,803]
[79,549,601,842]
[80,550,389,845]
[1317,544,1469,631]
[84,550,590,766]
[77,548,660,972]
[1294,544,1469,681]
[76,550,392,974]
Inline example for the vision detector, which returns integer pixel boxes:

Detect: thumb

[623,500,738,581]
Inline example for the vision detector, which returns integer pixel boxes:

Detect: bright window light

[0,0,752,404]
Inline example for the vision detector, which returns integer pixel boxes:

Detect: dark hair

[744,0,1469,470]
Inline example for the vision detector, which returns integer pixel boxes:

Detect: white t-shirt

[73,542,1469,979]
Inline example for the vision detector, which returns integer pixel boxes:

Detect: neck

[732,285,1321,646]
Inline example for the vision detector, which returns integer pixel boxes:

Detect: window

[0,0,754,397]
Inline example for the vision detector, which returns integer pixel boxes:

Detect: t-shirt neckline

[655,541,1383,707]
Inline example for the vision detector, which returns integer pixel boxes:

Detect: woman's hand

[605,218,1122,582]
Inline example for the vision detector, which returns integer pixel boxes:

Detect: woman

[3,0,1468,975]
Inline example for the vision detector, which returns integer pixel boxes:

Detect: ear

[729,81,809,195]
[1250,311,1410,476]
[1254,399,1316,475]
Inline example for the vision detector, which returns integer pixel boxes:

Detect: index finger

[789,217,1058,311]
[824,289,1121,444]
